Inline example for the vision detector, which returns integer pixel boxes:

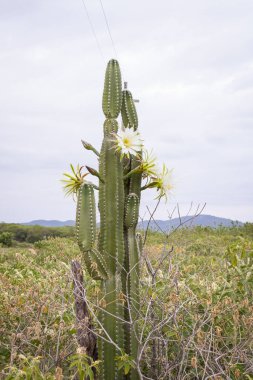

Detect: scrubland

[0,225,252,379]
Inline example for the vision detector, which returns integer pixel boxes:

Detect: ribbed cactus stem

[76,59,142,380]
[102,59,122,119]
[127,227,140,380]
[99,119,124,272]
[121,87,141,379]
[124,189,141,380]
[76,183,108,280]
[125,194,139,228]
[121,90,138,130]
[76,183,96,251]
[99,60,125,380]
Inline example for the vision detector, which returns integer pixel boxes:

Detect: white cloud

[0,0,253,223]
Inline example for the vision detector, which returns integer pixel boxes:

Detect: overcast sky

[0,0,253,223]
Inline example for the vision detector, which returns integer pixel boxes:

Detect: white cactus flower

[114,127,143,158]
[154,163,173,200]
[61,164,88,197]
[141,149,157,178]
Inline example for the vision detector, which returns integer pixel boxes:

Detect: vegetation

[0,232,13,247]
[0,225,252,379]
[0,223,74,245]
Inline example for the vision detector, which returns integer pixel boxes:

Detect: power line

[98,0,118,59]
[80,0,104,60]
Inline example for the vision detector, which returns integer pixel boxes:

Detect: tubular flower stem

[123,165,142,180]
[86,166,105,183]
[141,181,159,191]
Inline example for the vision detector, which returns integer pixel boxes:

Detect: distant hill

[22,215,243,230]
[23,220,75,227]
[138,214,243,232]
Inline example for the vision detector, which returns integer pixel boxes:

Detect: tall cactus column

[65,56,172,380]
[75,59,143,380]
[98,60,125,380]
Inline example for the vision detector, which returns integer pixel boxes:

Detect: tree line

[0,223,75,245]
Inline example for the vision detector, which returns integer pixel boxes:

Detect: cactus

[76,60,141,380]
[75,59,141,379]
[68,59,171,379]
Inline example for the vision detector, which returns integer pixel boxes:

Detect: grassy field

[0,225,253,379]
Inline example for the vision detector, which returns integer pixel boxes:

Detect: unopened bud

[81,140,99,157]
[81,140,92,150]
[86,166,104,183]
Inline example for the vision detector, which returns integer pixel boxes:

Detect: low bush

[0,223,75,244]
[0,232,13,247]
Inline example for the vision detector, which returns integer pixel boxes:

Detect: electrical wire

[98,0,118,59]
[80,0,104,60]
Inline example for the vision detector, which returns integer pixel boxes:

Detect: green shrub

[0,232,13,247]
[0,223,75,244]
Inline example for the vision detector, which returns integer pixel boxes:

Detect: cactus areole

[76,59,143,380]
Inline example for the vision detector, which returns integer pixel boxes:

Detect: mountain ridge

[22,215,244,230]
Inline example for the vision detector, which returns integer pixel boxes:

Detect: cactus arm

[121,90,138,130]
[76,183,96,251]
[122,158,142,380]
[121,85,142,379]
[76,183,108,280]
[125,194,139,229]
[124,194,140,380]
[127,228,140,380]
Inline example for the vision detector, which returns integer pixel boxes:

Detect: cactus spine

[76,59,142,380]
